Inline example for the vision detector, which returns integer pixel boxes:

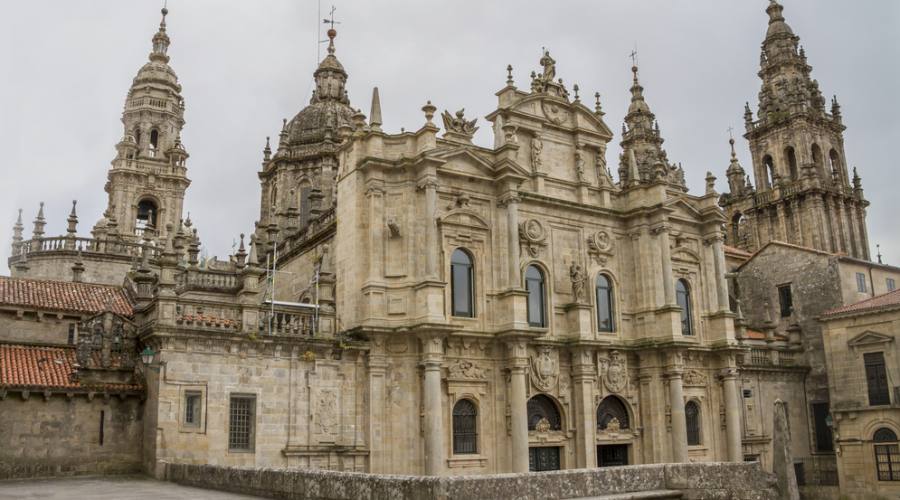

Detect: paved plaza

[0,475,260,499]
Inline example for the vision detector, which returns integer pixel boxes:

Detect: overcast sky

[2,0,898,270]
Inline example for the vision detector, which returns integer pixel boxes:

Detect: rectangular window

[184,391,202,427]
[778,284,793,317]
[228,395,256,452]
[857,272,868,293]
[865,352,891,406]
[99,410,105,446]
[888,278,896,292]
[876,443,900,481]
[811,402,834,452]
[67,324,77,345]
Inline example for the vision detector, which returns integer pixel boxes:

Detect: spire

[11,209,24,252]
[150,7,171,63]
[312,26,347,103]
[369,87,383,131]
[66,200,79,236]
[32,202,46,240]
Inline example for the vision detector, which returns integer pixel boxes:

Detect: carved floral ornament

[599,350,628,394]
[519,218,547,257]
[447,359,487,380]
[587,230,614,265]
[683,369,708,387]
[530,346,558,392]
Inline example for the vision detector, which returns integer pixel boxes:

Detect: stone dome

[133,61,181,92]
[286,100,355,146]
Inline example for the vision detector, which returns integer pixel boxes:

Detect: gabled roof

[822,289,900,319]
[735,240,834,271]
[0,276,133,317]
[0,344,141,392]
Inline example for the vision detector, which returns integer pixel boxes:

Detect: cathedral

[2,2,899,498]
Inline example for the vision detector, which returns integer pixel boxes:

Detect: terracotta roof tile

[0,276,132,317]
[822,289,900,318]
[0,344,141,392]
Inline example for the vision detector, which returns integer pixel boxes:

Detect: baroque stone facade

[0,2,892,497]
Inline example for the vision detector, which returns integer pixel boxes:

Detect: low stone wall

[163,461,778,500]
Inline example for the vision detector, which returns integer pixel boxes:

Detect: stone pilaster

[366,183,384,281]
[507,340,529,473]
[420,334,445,475]
[666,353,688,463]
[655,224,675,307]
[571,347,596,468]
[500,193,521,289]
[721,366,743,462]
[367,338,389,472]
[419,178,439,279]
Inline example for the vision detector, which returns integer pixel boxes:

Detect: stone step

[568,490,684,500]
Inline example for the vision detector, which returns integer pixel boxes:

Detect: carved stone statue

[569,262,587,302]
[531,134,543,171]
[539,50,556,82]
[441,108,478,137]
[575,148,586,181]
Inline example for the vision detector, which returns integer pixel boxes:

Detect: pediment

[435,148,496,179]
[664,197,703,221]
[672,246,701,263]
[438,207,490,231]
[505,95,613,139]
[848,330,894,348]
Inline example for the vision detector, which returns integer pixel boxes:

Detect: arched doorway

[527,394,562,471]
[596,396,632,467]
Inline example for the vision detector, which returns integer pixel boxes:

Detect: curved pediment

[503,94,614,140]
[438,207,490,231]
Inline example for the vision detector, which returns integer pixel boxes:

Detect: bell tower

[720,0,869,259]
[98,7,190,241]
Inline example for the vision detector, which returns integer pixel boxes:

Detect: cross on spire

[323,5,340,30]
[629,47,638,67]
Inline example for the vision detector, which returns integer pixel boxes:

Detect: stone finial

[705,172,717,195]
[247,233,259,267]
[506,64,514,86]
[66,200,79,237]
[573,84,580,103]
[422,100,436,126]
[351,109,367,131]
[32,202,46,239]
[263,136,271,161]
[187,229,200,267]
[71,252,85,283]
[12,209,24,246]
[234,233,247,269]
[369,87,383,132]
[594,92,604,116]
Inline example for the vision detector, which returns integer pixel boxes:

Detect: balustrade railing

[11,236,159,260]
[259,307,317,337]
[176,269,240,292]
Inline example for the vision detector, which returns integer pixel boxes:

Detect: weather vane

[323,5,340,30]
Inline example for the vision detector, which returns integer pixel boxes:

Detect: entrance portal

[597,444,629,467]
[528,446,561,471]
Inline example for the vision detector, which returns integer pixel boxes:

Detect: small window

[676,279,693,336]
[525,265,546,328]
[811,402,834,452]
[67,324,77,345]
[452,399,478,455]
[857,272,868,293]
[184,391,202,428]
[228,395,256,452]
[99,410,105,446]
[743,389,753,398]
[596,274,615,332]
[136,199,158,230]
[685,400,701,446]
[874,428,900,481]
[888,278,896,292]
[865,352,891,406]
[451,249,474,318]
[778,284,793,317]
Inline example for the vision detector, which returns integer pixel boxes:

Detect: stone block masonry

[163,462,778,500]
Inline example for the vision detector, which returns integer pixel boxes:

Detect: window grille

[685,401,701,446]
[228,396,255,451]
[597,396,629,430]
[184,392,202,427]
[865,352,891,406]
[874,428,900,481]
[452,399,477,454]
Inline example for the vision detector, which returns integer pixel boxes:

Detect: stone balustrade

[175,269,240,293]
[259,307,319,337]
[11,236,158,260]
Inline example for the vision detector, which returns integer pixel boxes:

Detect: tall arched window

[452,399,478,454]
[451,249,474,318]
[525,265,546,328]
[811,143,824,178]
[763,154,775,189]
[149,129,159,157]
[597,396,629,431]
[676,279,693,336]
[527,394,561,431]
[685,401,701,446]
[136,199,158,233]
[596,274,615,332]
[784,146,798,180]
[874,427,900,481]
[829,149,842,182]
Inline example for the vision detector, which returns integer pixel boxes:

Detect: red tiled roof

[0,276,132,317]
[0,344,141,391]
[822,289,900,318]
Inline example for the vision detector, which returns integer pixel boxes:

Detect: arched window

[784,146,798,180]
[525,265,546,328]
[686,401,701,446]
[527,394,561,431]
[874,428,900,481]
[763,155,775,189]
[149,129,159,149]
[596,274,615,332]
[811,143,824,177]
[731,212,745,246]
[676,279,693,336]
[451,249,474,318]
[136,199,158,232]
[597,396,629,431]
[829,149,842,183]
[452,399,478,454]
[270,185,278,209]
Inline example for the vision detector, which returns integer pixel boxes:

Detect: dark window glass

[136,199,158,229]
[228,396,256,451]
[451,249,474,318]
[865,352,891,406]
[597,396,629,431]
[149,129,159,149]
[874,428,900,481]
[778,284,793,317]
[676,279,693,335]
[525,265,546,327]
[528,447,561,472]
[67,324,76,345]
[596,274,614,332]
[452,399,477,454]
[185,392,202,427]
[811,402,834,452]
[686,401,701,446]
[888,278,896,292]
[527,394,561,431]
[857,272,868,293]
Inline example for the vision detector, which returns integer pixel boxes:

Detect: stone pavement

[0,475,261,499]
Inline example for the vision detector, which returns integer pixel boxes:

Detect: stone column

[721,367,743,462]
[421,335,445,475]
[367,341,389,472]
[366,184,385,281]
[667,357,688,462]
[775,203,788,242]
[572,348,597,468]
[421,179,439,279]
[503,194,521,288]
[656,225,675,306]
[507,340,529,473]
[710,235,729,313]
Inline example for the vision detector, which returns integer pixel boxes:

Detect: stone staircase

[568,490,683,500]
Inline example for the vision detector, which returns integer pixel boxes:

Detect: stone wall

[0,394,143,479]
[163,461,778,500]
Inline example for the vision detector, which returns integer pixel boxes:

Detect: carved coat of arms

[530,347,558,392]
[601,350,628,394]
[519,219,547,257]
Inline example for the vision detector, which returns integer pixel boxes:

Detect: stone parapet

[162,461,777,500]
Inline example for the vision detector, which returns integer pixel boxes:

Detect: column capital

[416,177,439,191]
[719,367,739,380]
[497,192,522,208]
[650,223,671,235]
